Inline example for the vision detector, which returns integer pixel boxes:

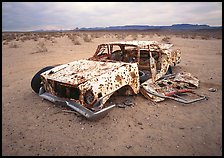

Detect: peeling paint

[36,40,205,119]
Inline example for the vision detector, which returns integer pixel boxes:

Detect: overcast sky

[2,2,222,31]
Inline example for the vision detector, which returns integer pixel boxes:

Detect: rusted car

[31,40,205,120]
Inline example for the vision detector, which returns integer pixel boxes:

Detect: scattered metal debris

[208,88,217,92]
[126,145,132,149]
[117,97,135,108]
[140,73,207,104]
[117,104,126,108]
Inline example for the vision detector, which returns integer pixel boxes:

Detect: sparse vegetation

[9,42,19,48]
[73,39,81,45]
[67,33,81,45]
[83,33,92,42]
[131,34,138,40]
[91,33,101,39]
[115,33,128,40]
[3,41,9,45]
[201,35,210,40]
[141,33,146,38]
[161,36,171,43]
[2,28,222,49]
[32,41,48,54]
[50,37,57,44]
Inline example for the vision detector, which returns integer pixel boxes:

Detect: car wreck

[31,40,206,120]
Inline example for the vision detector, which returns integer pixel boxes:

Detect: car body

[32,40,183,120]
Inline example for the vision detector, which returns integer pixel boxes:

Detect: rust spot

[130,72,137,79]
[115,75,122,85]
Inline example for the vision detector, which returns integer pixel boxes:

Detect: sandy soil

[2,33,222,156]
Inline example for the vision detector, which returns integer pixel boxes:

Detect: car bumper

[38,86,116,120]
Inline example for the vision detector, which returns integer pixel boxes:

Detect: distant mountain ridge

[79,24,221,31]
[29,24,221,32]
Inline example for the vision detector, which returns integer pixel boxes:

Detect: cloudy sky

[2,2,222,31]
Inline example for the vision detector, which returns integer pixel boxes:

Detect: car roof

[100,40,174,51]
[106,40,159,47]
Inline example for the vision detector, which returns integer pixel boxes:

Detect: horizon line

[2,23,222,32]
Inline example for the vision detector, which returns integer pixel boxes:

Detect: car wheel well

[31,66,54,94]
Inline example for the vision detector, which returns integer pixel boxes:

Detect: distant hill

[32,29,65,32]
[29,24,221,32]
[78,24,221,31]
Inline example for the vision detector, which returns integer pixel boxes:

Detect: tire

[31,66,54,94]
[139,70,149,84]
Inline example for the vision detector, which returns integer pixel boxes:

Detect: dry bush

[38,33,45,39]
[49,32,56,38]
[83,34,92,42]
[67,33,81,45]
[72,39,81,45]
[106,33,113,38]
[181,34,189,39]
[2,33,17,42]
[141,34,146,38]
[34,36,39,41]
[32,41,48,54]
[190,35,196,39]
[9,42,19,48]
[161,36,171,43]
[44,35,52,41]
[131,34,138,40]
[91,33,101,39]
[20,36,31,42]
[201,35,210,40]
[30,35,39,41]
[3,41,9,45]
[105,33,115,38]
[115,33,128,40]
[50,38,57,44]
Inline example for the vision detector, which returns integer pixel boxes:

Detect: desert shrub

[20,35,31,42]
[34,36,39,41]
[9,42,19,48]
[181,34,189,39]
[51,38,57,44]
[141,34,146,38]
[30,35,39,41]
[3,41,9,45]
[44,35,52,41]
[131,34,138,40]
[190,35,196,39]
[201,35,209,40]
[91,33,100,39]
[83,34,92,42]
[115,33,128,40]
[2,33,16,42]
[161,36,171,43]
[67,34,81,45]
[33,41,48,53]
[73,39,81,45]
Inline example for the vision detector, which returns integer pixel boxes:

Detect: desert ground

[2,30,222,156]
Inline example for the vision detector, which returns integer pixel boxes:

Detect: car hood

[41,59,126,86]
